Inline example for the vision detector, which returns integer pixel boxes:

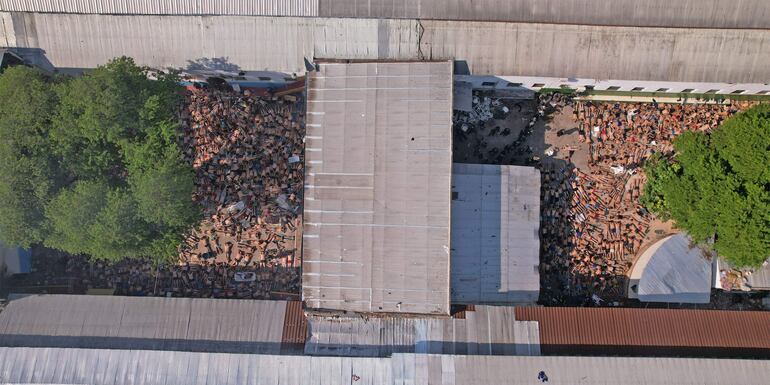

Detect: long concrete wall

[3,12,770,84]
[2,0,770,29]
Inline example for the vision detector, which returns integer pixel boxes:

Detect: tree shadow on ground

[185,57,241,73]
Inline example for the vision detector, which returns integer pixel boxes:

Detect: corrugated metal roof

[2,347,770,384]
[305,306,540,356]
[316,0,770,29]
[746,263,770,290]
[4,13,420,74]
[630,234,712,303]
[0,295,290,353]
[302,61,453,315]
[0,0,319,16]
[306,316,418,356]
[6,13,770,83]
[450,164,540,304]
[4,0,770,29]
[515,307,770,358]
[417,20,770,83]
[281,300,308,354]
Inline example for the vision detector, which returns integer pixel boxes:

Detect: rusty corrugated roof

[515,307,770,358]
[281,300,308,350]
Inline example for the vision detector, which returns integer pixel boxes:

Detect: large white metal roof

[302,61,453,315]
[0,295,290,353]
[1,347,769,385]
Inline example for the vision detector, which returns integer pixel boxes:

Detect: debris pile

[540,99,758,298]
[178,89,305,267]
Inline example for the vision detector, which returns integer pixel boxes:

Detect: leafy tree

[87,189,154,261]
[44,181,110,256]
[642,105,770,267]
[0,66,63,247]
[640,153,679,220]
[130,149,199,228]
[52,57,178,179]
[0,57,199,262]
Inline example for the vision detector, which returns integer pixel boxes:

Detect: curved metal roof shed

[628,233,712,303]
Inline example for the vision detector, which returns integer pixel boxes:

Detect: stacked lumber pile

[541,100,758,297]
[177,89,305,267]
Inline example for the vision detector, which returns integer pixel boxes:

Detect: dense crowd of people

[10,249,301,299]
[540,99,759,301]
[178,89,305,267]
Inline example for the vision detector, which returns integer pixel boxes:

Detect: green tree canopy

[45,181,110,255]
[130,149,199,229]
[0,66,64,247]
[642,105,770,267]
[0,57,200,262]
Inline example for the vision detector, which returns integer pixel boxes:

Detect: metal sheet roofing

[5,13,770,83]
[4,0,770,29]
[0,295,294,353]
[316,0,770,29]
[515,307,770,358]
[3,13,419,74]
[746,262,770,290]
[305,305,540,356]
[417,20,770,83]
[631,233,712,303]
[450,164,540,304]
[0,0,319,16]
[2,347,770,385]
[302,61,453,315]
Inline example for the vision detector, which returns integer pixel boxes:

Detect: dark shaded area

[2,246,300,300]
[452,89,541,166]
[0,50,25,72]
[1,47,55,73]
[307,342,537,357]
[0,334,286,354]
[185,57,241,72]
[453,60,470,75]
